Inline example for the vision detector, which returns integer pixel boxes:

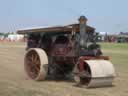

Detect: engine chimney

[79,16,88,48]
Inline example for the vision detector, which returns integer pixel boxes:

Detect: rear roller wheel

[24,48,48,81]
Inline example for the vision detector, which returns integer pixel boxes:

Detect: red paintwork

[52,44,72,56]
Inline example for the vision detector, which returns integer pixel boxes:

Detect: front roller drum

[24,48,48,81]
[74,60,116,88]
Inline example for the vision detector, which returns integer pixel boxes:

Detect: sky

[0,0,128,34]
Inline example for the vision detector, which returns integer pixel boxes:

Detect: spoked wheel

[24,48,48,81]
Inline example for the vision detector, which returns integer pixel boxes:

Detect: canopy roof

[17,23,95,34]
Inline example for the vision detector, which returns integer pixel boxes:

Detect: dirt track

[0,42,128,96]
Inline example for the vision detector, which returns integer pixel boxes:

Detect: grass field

[0,42,128,96]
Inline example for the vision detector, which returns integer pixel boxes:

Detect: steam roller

[17,15,116,88]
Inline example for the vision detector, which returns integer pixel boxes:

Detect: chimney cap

[79,16,88,22]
